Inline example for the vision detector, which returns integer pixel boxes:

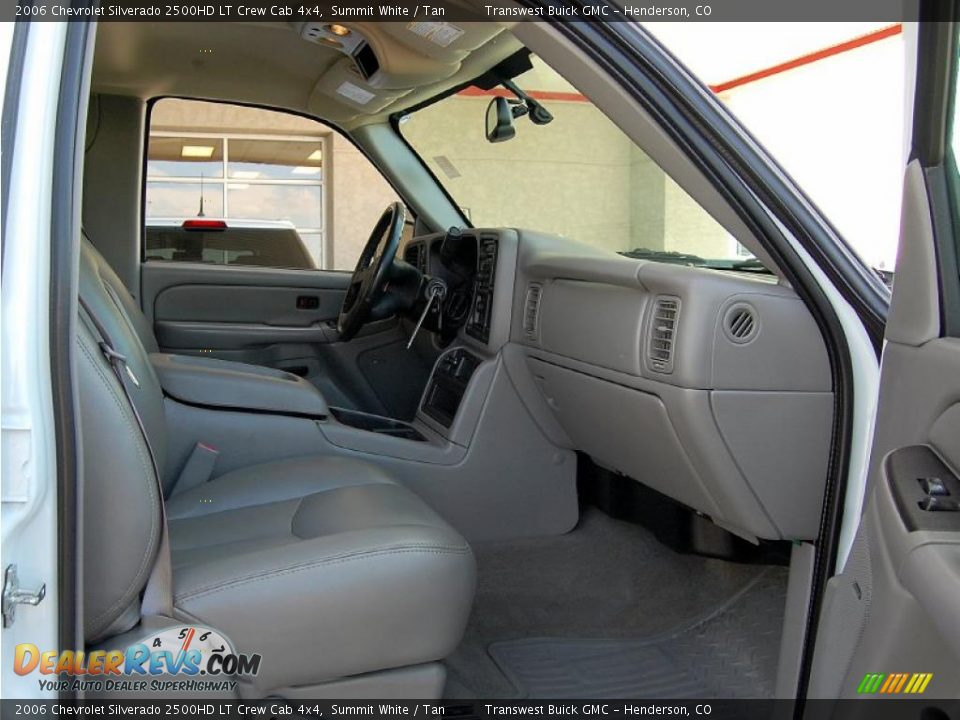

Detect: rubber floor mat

[487,569,787,699]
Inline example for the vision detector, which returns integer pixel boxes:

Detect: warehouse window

[145,99,402,270]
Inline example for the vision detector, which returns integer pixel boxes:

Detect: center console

[151,352,330,418]
[328,406,427,442]
[421,348,482,428]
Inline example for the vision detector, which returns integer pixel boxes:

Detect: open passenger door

[806,16,960,707]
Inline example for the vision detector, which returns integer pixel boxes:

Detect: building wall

[329,136,401,270]
[400,92,732,258]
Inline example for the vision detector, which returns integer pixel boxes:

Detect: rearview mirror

[485,97,516,143]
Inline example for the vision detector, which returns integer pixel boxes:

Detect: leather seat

[77,236,476,693]
[81,231,160,355]
[167,457,475,690]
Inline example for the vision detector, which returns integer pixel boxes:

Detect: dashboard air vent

[403,242,426,274]
[723,303,759,344]
[523,284,543,341]
[648,296,680,373]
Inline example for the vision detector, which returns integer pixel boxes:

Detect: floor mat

[487,569,786,699]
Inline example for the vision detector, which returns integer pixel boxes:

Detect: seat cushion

[166,456,476,691]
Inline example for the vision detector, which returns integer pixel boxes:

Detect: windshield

[399,54,756,267]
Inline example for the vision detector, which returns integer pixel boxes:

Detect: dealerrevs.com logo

[14,626,260,693]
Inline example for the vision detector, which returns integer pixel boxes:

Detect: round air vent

[723,303,759,344]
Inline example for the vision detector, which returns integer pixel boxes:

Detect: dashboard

[401,230,514,352]
[401,228,833,542]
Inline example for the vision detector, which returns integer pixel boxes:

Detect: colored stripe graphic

[858,672,933,694]
[893,674,909,693]
[880,674,897,693]
[857,673,885,693]
[907,673,933,694]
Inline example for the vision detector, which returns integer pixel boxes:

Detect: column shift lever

[407,278,447,349]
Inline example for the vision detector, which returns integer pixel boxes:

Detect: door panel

[808,183,960,703]
[156,285,344,333]
[140,260,434,417]
[141,261,350,325]
[808,17,960,702]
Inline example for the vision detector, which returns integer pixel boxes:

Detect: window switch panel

[918,496,960,512]
[919,477,950,496]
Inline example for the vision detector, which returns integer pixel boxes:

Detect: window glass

[400,55,752,268]
[644,22,906,273]
[146,136,224,178]
[226,184,323,228]
[145,226,314,269]
[145,181,224,219]
[145,99,402,270]
[944,30,960,323]
[227,139,323,180]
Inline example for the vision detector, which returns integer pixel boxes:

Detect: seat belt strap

[171,442,219,497]
[140,526,173,618]
[78,297,174,619]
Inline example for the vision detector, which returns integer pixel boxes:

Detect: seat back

[79,235,167,475]
[77,316,163,643]
[81,231,158,354]
[78,236,169,642]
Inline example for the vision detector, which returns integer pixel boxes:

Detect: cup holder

[329,407,427,442]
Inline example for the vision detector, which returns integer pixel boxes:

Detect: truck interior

[75,17,841,699]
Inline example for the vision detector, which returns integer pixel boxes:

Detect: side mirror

[485,97,516,143]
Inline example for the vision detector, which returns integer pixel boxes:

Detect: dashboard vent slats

[648,296,680,373]
[523,283,543,341]
[723,303,759,344]
[403,242,426,274]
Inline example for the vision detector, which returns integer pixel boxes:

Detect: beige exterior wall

[401,94,734,259]
[329,136,402,270]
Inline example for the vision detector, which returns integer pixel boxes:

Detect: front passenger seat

[77,249,476,695]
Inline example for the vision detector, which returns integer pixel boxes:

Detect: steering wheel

[337,202,406,341]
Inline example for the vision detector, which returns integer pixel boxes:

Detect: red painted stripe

[457,24,902,103]
[457,85,588,103]
[710,24,902,93]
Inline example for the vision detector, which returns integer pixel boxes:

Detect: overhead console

[508,230,835,542]
[301,21,511,119]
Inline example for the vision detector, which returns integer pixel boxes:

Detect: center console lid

[151,353,329,418]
